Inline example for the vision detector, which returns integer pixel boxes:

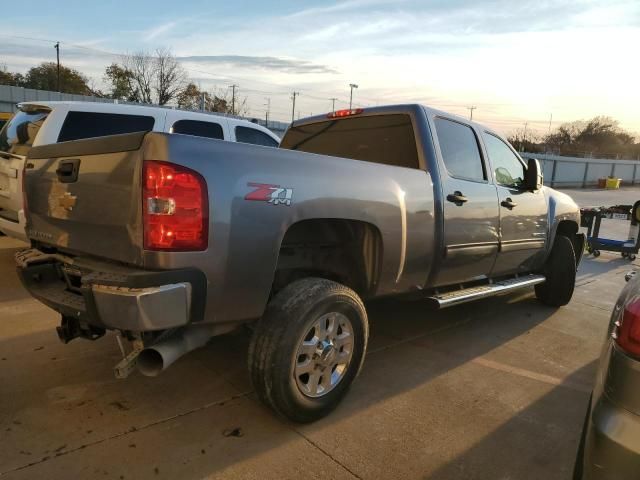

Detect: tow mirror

[524,158,543,191]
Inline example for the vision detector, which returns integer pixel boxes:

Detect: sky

[1,0,639,136]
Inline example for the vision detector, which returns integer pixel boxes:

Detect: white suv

[0,101,280,241]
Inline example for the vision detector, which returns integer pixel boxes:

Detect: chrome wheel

[294,312,354,398]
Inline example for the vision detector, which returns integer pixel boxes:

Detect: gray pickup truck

[16,104,584,422]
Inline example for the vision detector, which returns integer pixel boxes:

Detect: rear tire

[535,235,577,307]
[248,278,368,423]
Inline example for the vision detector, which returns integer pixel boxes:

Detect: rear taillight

[142,160,208,251]
[615,298,640,358]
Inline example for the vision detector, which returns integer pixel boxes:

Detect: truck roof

[289,103,503,139]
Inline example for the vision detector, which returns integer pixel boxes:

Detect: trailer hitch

[56,315,105,344]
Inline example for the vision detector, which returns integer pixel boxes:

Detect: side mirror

[524,158,543,191]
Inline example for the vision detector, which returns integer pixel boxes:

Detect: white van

[0,101,280,241]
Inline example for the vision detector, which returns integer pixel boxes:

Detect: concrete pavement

[1,186,639,479]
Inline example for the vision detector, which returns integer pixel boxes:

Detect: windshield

[0,109,50,157]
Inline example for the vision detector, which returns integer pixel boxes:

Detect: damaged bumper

[15,248,207,334]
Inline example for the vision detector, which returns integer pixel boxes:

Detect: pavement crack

[0,390,252,477]
[292,429,363,480]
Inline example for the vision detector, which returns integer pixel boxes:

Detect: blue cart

[581,201,640,261]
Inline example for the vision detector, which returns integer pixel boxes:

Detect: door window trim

[433,115,490,184]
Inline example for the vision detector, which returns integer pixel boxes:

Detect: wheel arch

[271,218,384,298]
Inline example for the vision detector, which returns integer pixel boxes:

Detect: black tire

[248,278,369,423]
[593,250,600,257]
[572,393,593,480]
[535,235,577,307]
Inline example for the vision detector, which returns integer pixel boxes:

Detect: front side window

[172,120,224,140]
[235,126,279,147]
[434,117,485,181]
[58,111,155,142]
[0,109,50,156]
[483,133,525,187]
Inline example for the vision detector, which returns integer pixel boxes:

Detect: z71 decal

[245,183,294,206]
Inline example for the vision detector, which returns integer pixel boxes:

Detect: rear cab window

[433,117,486,182]
[0,108,51,156]
[171,119,224,140]
[235,126,279,147]
[280,114,420,169]
[58,111,155,142]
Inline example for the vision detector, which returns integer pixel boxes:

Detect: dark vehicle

[16,104,584,422]
[574,270,640,479]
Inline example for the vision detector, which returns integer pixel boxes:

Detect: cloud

[143,21,178,42]
[179,55,338,75]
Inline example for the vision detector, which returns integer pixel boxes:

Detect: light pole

[349,83,358,110]
[54,42,60,92]
[330,97,337,113]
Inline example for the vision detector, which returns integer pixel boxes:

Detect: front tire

[535,235,577,307]
[248,278,369,423]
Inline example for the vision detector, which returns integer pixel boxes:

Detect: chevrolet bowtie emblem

[58,192,77,211]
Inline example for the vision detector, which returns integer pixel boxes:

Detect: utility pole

[349,83,358,110]
[522,122,529,152]
[291,91,299,123]
[230,84,238,115]
[548,113,553,135]
[467,106,476,121]
[264,98,270,128]
[329,97,337,113]
[54,42,60,92]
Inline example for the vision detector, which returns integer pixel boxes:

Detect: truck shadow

[0,286,601,478]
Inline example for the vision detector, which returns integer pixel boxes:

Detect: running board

[427,274,546,309]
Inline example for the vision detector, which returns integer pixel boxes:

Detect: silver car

[574,270,640,479]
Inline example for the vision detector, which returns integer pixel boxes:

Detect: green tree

[22,62,91,95]
[104,63,140,102]
[176,83,231,113]
[0,65,24,86]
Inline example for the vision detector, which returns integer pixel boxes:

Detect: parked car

[16,104,584,422]
[574,270,640,479]
[0,101,280,241]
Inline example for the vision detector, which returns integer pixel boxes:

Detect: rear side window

[434,117,485,181]
[280,114,420,169]
[58,111,154,142]
[235,126,278,147]
[0,109,50,156]
[172,120,224,140]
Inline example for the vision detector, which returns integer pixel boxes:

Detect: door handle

[446,191,468,206]
[55,159,81,183]
[501,198,518,209]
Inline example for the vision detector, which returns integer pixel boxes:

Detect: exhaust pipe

[137,325,213,377]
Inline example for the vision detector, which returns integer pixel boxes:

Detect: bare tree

[154,48,187,106]
[117,49,186,105]
[122,51,156,104]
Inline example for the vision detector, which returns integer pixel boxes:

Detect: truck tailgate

[24,132,148,265]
